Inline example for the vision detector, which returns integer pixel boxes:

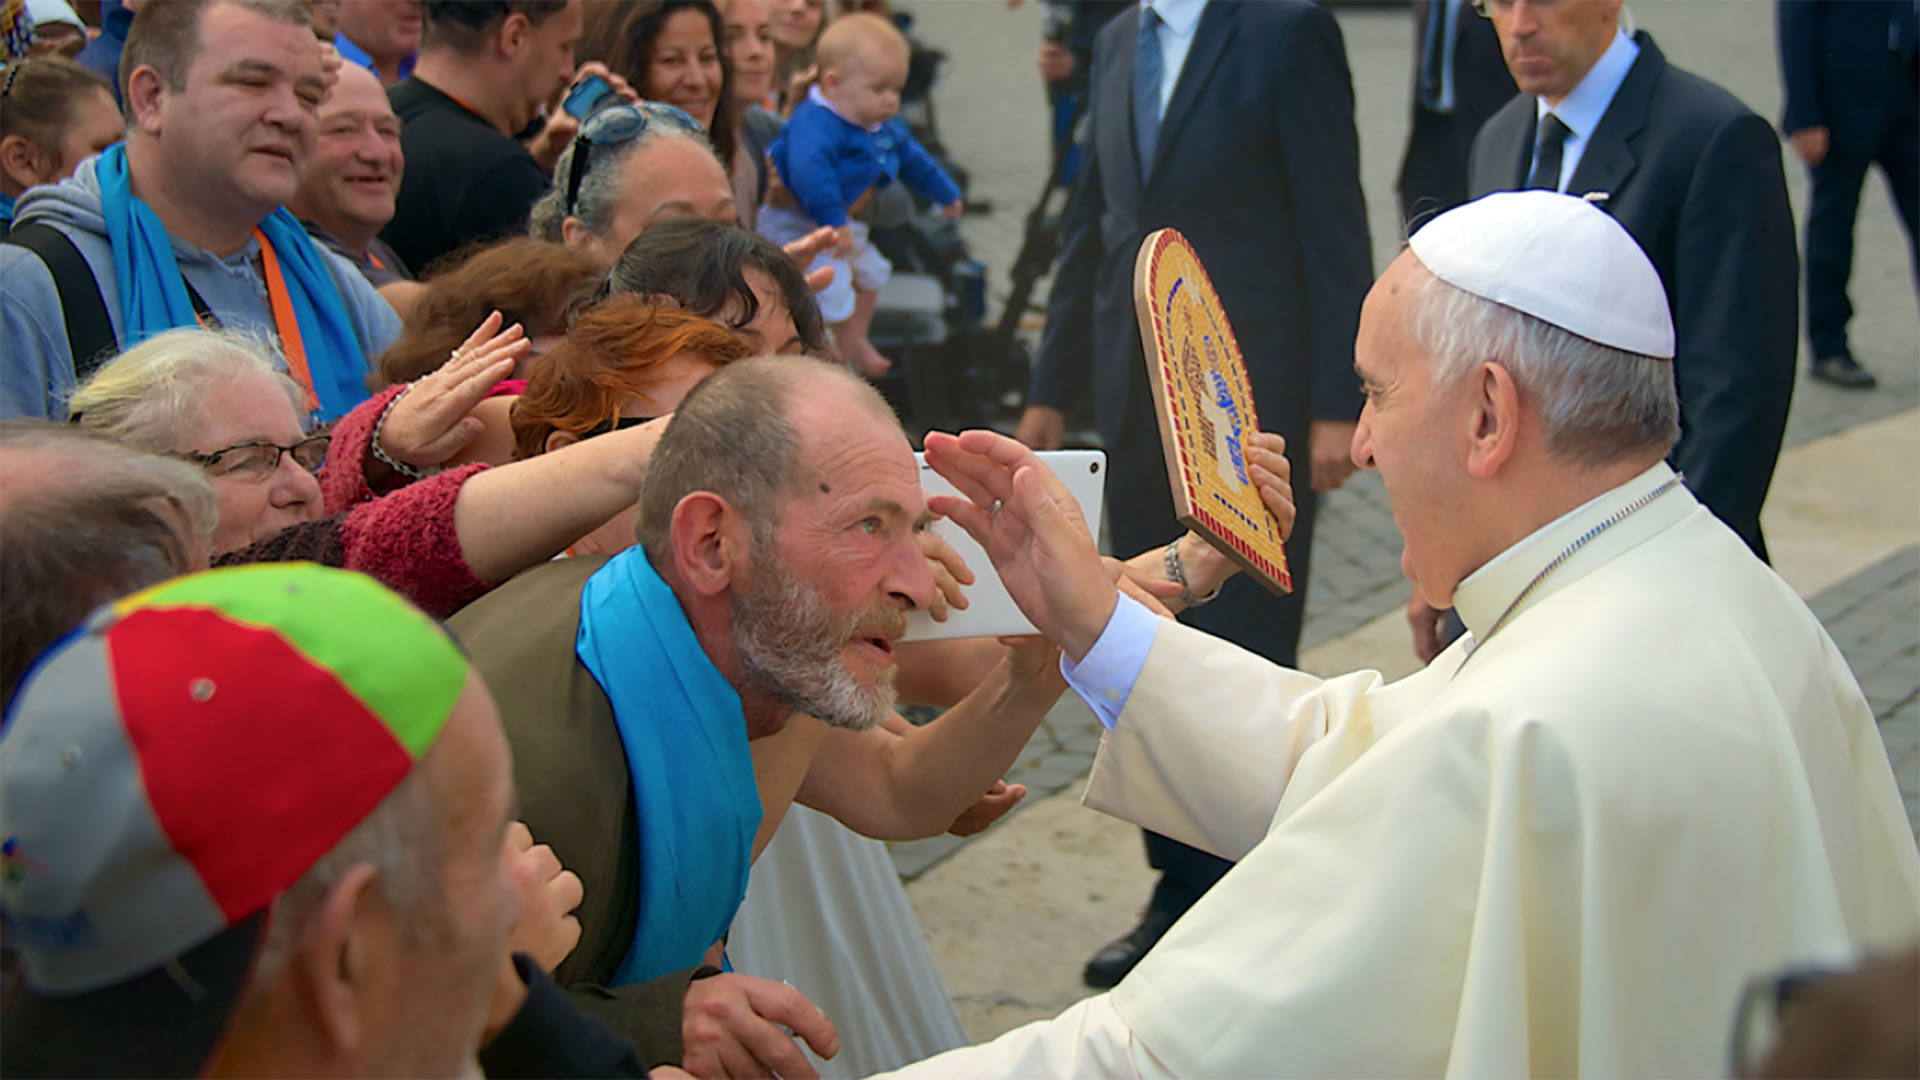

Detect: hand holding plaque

[1132,229,1294,595]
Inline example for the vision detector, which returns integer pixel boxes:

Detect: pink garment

[310,382,495,616]
[338,463,493,617]
[322,382,406,514]
[488,378,528,398]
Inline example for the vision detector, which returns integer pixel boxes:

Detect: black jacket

[1777,0,1920,153]
[1469,34,1798,561]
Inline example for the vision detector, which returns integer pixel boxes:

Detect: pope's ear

[1465,360,1520,480]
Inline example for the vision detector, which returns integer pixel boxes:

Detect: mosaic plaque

[1133,229,1292,595]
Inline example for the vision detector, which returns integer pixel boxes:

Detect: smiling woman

[579,0,736,162]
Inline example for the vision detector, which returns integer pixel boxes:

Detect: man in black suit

[1014,0,1372,988]
[1398,0,1517,230]
[1777,0,1919,390]
[1466,0,1796,564]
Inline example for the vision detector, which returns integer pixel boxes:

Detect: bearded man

[449,356,1075,1078]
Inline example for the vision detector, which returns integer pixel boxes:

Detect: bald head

[815,12,907,74]
[636,357,900,561]
[287,57,404,249]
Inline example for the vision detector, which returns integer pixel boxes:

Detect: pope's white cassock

[878,463,1920,1078]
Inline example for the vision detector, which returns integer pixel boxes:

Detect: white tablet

[904,449,1107,642]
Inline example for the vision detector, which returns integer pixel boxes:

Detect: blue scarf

[576,548,761,985]
[0,193,15,229]
[94,144,369,421]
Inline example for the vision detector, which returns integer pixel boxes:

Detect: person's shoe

[1810,354,1878,389]
[1082,907,1181,989]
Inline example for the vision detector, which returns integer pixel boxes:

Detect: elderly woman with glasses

[66,325,675,618]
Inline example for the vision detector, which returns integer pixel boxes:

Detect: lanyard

[251,226,318,414]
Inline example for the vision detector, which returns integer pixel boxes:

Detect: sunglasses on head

[564,102,707,217]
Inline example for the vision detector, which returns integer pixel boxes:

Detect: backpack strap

[5,222,118,383]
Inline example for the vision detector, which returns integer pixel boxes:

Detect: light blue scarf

[94,144,369,421]
[576,548,761,985]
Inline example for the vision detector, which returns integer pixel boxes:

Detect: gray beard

[731,558,899,731]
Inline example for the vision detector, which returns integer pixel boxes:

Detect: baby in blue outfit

[759,13,961,377]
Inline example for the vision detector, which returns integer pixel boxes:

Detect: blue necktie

[1133,7,1163,181]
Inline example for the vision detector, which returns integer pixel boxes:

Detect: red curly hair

[509,295,754,461]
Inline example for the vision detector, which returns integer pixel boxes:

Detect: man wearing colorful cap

[884,190,1920,1078]
[0,563,639,1077]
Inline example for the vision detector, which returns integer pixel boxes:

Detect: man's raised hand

[922,430,1116,661]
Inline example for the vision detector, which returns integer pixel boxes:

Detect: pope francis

[905,191,1920,1078]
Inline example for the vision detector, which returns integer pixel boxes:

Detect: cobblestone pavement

[889,0,1920,879]
[1811,545,1920,835]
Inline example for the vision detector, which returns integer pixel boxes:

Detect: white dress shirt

[1141,0,1208,117]
[1533,28,1640,192]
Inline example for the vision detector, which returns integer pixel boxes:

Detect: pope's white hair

[1405,265,1679,467]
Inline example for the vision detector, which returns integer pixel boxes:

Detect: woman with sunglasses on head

[65,324,677,618]
[527,99,736,261]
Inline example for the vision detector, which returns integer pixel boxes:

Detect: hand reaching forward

[681,973,838,1078]
[375,311,528,473]
[922,430,1117,661]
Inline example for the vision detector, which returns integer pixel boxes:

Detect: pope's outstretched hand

[923,430,1119,661]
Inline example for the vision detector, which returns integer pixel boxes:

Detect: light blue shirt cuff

[1059,592,1162,730]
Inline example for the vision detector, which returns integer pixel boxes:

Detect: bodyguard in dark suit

[1467,0,1796,563]
[1015,0,1372,988]
[1777,0,1919,390]
[1397,0,1517,230]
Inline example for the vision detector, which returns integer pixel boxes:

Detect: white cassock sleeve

[1079,615,1388,861]
[868,994,1178,1079]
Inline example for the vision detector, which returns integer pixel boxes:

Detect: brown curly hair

[509,295,754,461]
[374,238,608,388]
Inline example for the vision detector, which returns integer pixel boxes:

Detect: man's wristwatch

[1163,539,1221,607]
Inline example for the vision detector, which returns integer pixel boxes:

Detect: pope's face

[1350,254,1477,609]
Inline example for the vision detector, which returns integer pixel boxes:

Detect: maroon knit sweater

[215,385,494,618]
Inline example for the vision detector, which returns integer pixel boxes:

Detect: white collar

[807,84,883,133]
[1451,461,1687,642]
[1142,0,1207,36]
[1535,29,1639,141]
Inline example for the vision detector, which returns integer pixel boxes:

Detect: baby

[758,13,962,377]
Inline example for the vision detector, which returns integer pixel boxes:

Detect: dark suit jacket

[1469,33,1798,560]
[447,555,701,1071]
[1778,0,1919,152]
[1033,0,1369,438]
[1030,0,1371,661]
[1398,0,1517,225]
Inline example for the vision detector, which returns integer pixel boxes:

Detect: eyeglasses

[1470,0,1561,15]
[563,102,707,217]
[180,435,330,480]
[581,415,656,439]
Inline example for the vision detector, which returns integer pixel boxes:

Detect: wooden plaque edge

[1132,229,1294,596]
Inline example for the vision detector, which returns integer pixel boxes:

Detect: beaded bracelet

[370,383,431,481]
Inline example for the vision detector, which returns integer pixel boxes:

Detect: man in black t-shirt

[383,0,582,274]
